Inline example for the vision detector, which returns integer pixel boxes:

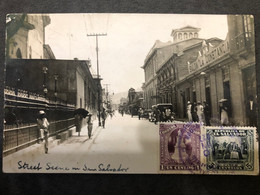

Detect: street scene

[4,112,161,173]
[3,14,257,173]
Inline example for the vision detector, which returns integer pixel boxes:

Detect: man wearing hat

[37,110,50,154]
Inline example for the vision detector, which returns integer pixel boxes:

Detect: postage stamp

[202,126,259,175]
[159,122,201,174]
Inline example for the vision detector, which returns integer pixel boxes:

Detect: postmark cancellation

[159,122,259,175]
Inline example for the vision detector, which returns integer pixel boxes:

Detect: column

[229,62,246,125]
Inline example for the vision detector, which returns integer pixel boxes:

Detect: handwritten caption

[17,161,129,173]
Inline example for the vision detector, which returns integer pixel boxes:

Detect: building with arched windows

[142,25,216,110]
[142,16,256,126]
[171,26,200,43]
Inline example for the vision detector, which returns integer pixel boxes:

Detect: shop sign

[188,38,230,73]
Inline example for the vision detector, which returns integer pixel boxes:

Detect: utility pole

[87,33,107,126]
[103,83,110,105]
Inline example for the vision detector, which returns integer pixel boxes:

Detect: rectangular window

[222,67,230,82]
[192,83,196,92]
[205,76,210,88]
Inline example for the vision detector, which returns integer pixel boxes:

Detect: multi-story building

[175,15,255,125]
[142,17,256,126]
[6,14,51,59]
[142,26,219,109]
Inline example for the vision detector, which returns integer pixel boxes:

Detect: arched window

[184,33,188,39]
[178,33,182,40]
[16,48,22,59]
[189,33,193,38]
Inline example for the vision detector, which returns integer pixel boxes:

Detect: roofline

[142,38,205,69]
[142,43,174,68]
[171,26,201,37]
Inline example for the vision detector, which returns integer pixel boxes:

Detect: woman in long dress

[187,101,192,122]
[196,101,205,124]
[219,99,229,126]
[87,114,93,139]
[75,113,83,136]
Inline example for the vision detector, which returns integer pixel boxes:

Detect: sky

[45,14,228,94]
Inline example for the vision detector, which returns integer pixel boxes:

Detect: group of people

[213,140,246,160]
[75,108,107,138]
[186,99,230,126]
[36,108,97,154]
[186,101,211,125]
[74,112,94,138]
[153,108,174,123]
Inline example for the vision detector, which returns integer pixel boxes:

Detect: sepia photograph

[2,13,258,174]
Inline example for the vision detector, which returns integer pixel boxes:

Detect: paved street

[3,112,160,173]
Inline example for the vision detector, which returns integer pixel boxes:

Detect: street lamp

[199,71,206,102]
[42,66,48,99]
[54,74,59,102]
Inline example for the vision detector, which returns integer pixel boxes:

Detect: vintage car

[152,103,175,122]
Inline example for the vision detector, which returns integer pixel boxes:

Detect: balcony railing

[4,86,75,110]
[233,32,254,51]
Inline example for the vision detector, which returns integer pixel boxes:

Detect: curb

[3,121,101,165]
[3,126,76,165]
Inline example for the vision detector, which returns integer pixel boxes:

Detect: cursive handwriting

[83,163,129,172]
[17,161,129,173]
[18,161,42,170]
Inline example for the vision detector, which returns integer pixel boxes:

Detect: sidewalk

[3,120,100,166]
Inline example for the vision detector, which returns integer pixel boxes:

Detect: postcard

[3,13,258,174]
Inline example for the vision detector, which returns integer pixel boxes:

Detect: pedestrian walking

[191,102,199,122]
[197,101,205,124]
[87,114,93,139]
[154,108,161,124]
[219,99,229,126]
[37,110,49,154]
[101,108,107,128]
[75,113,83,136]
[187,101,192,122]
[246,95,257,126]
[203,101,211,125]
[203,101,211,126]
[138,108,143,120]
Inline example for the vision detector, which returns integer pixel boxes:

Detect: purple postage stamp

[159,123,201,173]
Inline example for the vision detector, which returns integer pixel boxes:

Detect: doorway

[205,87,212,117]
[223,81,232,117]
[192,91,197,103]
